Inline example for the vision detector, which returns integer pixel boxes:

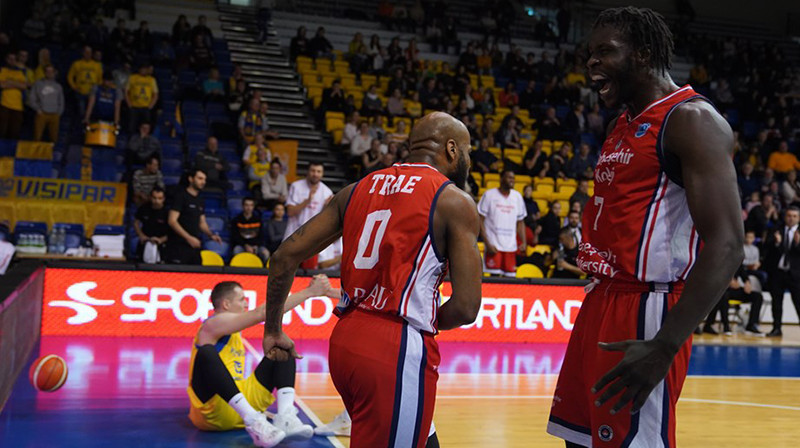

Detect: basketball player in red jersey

[547,7,744,448]
[263,112,483,448]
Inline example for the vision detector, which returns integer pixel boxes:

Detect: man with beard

[263,112,482,448]
[548,7,743,448]
[283,162,333,270]
[164,169,223,265]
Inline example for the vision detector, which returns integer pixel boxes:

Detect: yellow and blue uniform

[187,326,275,431]
[67,59,102,96]
[0,66,27,111]
[126,74,158,108]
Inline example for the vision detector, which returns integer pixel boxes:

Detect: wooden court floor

[299,332,800,448]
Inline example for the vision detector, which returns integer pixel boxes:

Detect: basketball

[28,355,68,392]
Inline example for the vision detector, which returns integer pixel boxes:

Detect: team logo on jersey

[598,425,614,442]
[635,122,651,138]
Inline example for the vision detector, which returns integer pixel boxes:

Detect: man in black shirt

[231,197,269,263]
[133,186,169,262]
[265,203,287,256]
[164,169,222,265]
[552,227,583,279]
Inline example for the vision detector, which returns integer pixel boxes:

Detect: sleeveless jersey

[188,325,246,382]
[578,85,708,283]
[339,163,452,333]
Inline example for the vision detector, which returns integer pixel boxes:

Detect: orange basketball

[29,355,68,392]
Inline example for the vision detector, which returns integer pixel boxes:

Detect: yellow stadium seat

[326,118,344,132]
[361,74,377,87]
[534,177,555,186]
[495,107,511,118]
[488,147,502,157]
[505,149,523,159]
[485,180,500,190]
[478,187,487,198]
[471,172,482,186]
[230,252,264,268]
[296,56,312,65]
[533,244,552,255]
[534,183,554,195]
[332,129,343,145]
[535,199,549,215]
[557,185,577,196]
[325,111,345,121]
[557,200,570,217]
[483,173,500,184]
[201,250,225,266]
[513,181,528,194]
[506,154,522,165]
[516,264,544,278]
[0,201,16,228]
[516,175,532,185]
[480,75,495,88]
[556,178,578,188]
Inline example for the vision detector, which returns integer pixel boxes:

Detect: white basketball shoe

[271,407,314,441]
[245,414,286,448]
[313,410,352,437]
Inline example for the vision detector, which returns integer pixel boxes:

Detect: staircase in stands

[215,3,350,191]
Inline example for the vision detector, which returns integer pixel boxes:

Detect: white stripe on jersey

[628,292,668,448]
[399,234,448,333]
[638,173,700,283]
[391,324,425,448]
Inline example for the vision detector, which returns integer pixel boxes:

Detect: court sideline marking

[242,338,347,448]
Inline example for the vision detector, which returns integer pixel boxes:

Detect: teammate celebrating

[263,112,483,448]
[547,7,744,448]
[188,276,331,447]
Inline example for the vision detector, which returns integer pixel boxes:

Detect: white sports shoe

[245,414,286,448]
[313,410,351,437]
[271,407,314,441]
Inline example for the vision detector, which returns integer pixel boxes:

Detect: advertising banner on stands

[43,268,585,343]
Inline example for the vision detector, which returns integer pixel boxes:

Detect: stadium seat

[201,249,225,266]
[205,217,226,234]
[14,221,48,239]
[230,252,263,268]
[227,198,244,217]
[516,264,544,278]
[93,225,125,236]
[53,223,84,249]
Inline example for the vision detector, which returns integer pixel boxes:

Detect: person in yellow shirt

[67,45,103,119]
[248,148,272,189]
[238,98,263,144]
[242,132,271,168]
[126,61,159,133]
[0,53,28,139]
[33,48,52,82]
[188,278,332,445]
[767,141,800,175]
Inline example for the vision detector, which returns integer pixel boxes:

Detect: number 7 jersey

[339,163,452,333]
[578,85,708,284]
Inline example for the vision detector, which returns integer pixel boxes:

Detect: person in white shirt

[283,162,333,269]
[478,169,527,277]
[317,237,343,271]
[341,111,360,146]
[349,121,372,158]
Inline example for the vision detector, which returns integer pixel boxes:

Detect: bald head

[407,112,472,189]
[408,112,470,156]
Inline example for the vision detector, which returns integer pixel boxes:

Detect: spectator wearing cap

[125,62,158,134]
[29,65,64,142]
[84,71,122,126]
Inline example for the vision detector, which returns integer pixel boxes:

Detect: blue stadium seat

[14,221,48,242]
[14,160,53,178]
[163,175,180,185]
[228,170,245,180]
[161,158,182,172]
[92,164,118,182]
[219,150,238,162]
[54,223,84,249]
[227,198,243,217]
[62,164,82,179]
[204,216,225,233]
[555,105,570,120]
[229,179,246,193]
[203,239,230,260]
[94,225,125,236]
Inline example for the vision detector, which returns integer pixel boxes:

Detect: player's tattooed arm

[264,184,354,360]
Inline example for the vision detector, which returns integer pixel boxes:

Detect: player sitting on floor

[187,276,331,447]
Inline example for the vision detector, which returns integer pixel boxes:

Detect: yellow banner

[15,141,54,160]
[0,158,12,177]
[268,140,299,183]
[0,177,127,206]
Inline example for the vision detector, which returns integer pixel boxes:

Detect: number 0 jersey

[339,163,452,333]
[578,85,710,283]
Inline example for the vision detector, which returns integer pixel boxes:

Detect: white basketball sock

[276,387,295,415]
[228,392,260,426]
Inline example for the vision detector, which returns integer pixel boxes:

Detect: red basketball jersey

[339,163,452,333]
[578,85,708,283]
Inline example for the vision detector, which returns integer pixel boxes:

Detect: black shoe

[702,325,719,335]
[745,325,764,336]
[766,328,783,337]
[693,326,703,335]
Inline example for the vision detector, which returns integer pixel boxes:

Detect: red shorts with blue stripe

[547,280,692,448]
[329,309,440,448]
